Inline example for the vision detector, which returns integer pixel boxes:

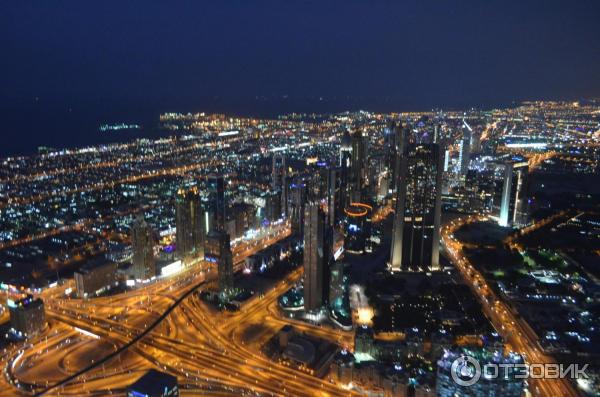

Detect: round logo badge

[451,355,481,386]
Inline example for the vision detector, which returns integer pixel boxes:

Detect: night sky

[1,1,599,155]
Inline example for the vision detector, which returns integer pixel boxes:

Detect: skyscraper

[289,178,307,234]
[208,174,226,232]
[131,214,155,280]
[388,121,405,194]
[175,187,204,260]
[459,120,472,176]
[205,230,233,294]
[349,131,366,201]
[339,129,353,209]
[326,167,342,227]
[433,123,440,144]
[303,197,325,311]
[390,137,442,272]
[272,154,288,218]
[498,161,529,227]
[264,190,282,223]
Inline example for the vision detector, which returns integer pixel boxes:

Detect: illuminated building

[264,190,282,223]
[499,161,529,227]
[289,179,307,234]
[131,214,156,280]
[328,261,346,309]
[74,257,117,298]
[383,121,398,194]
[330,350,355,386]
[8,295,45,338]
[459,120,472,177]
[208,174,226,232]
[175,187,204,260]
[326,167,343,226]
[328,261,352,330]
[303,198,325,311]
[443,149,450,172]
[471,129,482,153]
[458,128,471,176]
[349,131,366,201]
[205,230,233,294]
[126,369,179,397]
[339,129,353,207]
[390,141,442,272]
[343,202,373,254]
[272,154,288,217]
[266,325,339,378]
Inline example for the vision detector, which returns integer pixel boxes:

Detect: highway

[442,215,581,397]
[1,222,358,396]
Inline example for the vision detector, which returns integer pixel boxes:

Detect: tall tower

[208,174,226,232]
[459,120,471,176]
[131,214,155,280]
[264,190,282,223]
[349,131,366,201]
[303,197,325,311]
[326,167,342,227]
[499,162,529,227]
[390,125,408,271]
[390,136,442,272]
[433,123,440,144]
[175,187,204,260]
[205,230,233,294]
[339,129,352,210]
[289,179,307,234]
[272,154,288,217]
[387,121,404,194]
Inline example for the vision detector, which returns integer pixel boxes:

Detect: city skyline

[1,2,599,397]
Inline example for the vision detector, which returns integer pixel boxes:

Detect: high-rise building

[264,190,282,223]
[471,130,482,153]
[8,295,45,338]
[499,161,529,227]
[433,123,440,144]
[208,174,226,232]
[339,129,353,209]
[272,154,288,217]
[344,202,373,255]
[205,230,233,294]
[289,179,307,234]
[390,139,442,272]
[175,187,204,260]
[443,149,450,172]
[303,198,325,311]
[131,214,155,280]
[390,122,407,194]
[459,121,472,176]
[349,131,366,201]
[326,167,342,227]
